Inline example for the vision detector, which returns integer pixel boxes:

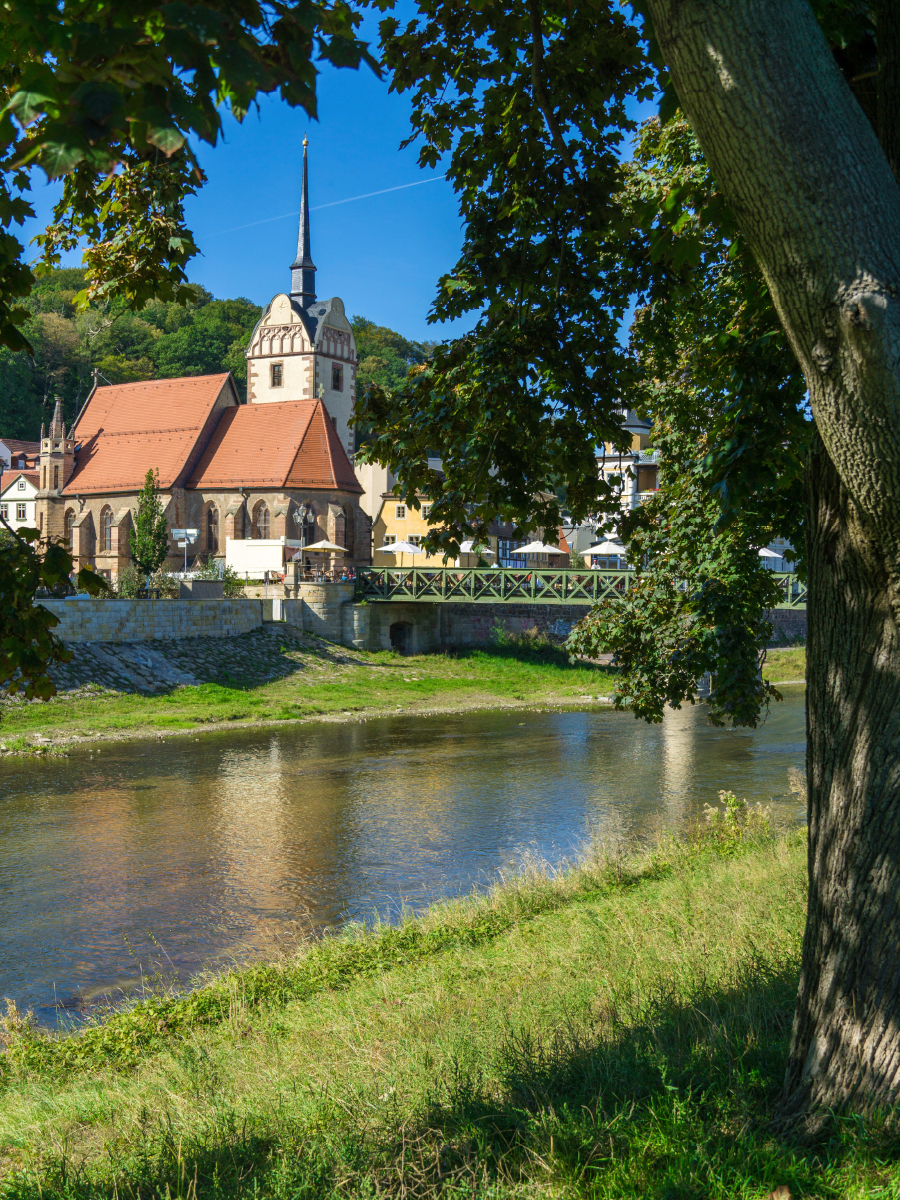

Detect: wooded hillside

[0,269,432,440]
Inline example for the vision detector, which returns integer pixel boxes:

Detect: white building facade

[0,470,39,532]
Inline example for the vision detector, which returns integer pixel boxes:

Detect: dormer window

[270,363,283,387]
[332,363,343,391]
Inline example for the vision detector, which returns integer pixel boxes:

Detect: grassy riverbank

[2,630,617,747]
[1,635,806,751]
[2,824,895,1198]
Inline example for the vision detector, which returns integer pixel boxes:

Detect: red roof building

[36,375,369,578]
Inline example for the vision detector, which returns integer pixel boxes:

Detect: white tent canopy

[379,540,424,555]
[587,541,628,556]
[758,547,782,559]
[459,539,495,555]
[512,541,566,556]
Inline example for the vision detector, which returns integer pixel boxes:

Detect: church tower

[245,138,358,461]
[35,397,75,541]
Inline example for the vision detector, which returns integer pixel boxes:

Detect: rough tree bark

[646,0,900,1123]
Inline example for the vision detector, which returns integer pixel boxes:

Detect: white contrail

[203,175,448,238]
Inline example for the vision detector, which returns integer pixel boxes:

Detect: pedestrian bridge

[355,567,807,609]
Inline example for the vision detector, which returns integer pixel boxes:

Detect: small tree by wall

[131,468,169,576]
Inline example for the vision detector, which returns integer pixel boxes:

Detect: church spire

[290,137,316,306]
[49,396,65,439]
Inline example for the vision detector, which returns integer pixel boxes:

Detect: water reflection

[0,692,807,1020]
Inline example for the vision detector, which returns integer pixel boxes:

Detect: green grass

[2,638,617,743]
[2,824,897,1198]
[763,645,807,682]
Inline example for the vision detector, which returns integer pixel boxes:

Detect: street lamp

[292,503,315,576]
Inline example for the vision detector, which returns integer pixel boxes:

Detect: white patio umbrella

[458,539,495,556]
[586,540,629,567]
[379,539,425,568]
[512,540,566,556]
[304,539,347,554]
[758,547,782,559]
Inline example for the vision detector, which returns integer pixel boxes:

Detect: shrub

[702,790,772,846]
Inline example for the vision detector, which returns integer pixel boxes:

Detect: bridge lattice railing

[354,568,807,609]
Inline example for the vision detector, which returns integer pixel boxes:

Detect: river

[0,691,806,1023]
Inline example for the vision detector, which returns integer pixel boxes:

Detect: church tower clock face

[244,138,358,461]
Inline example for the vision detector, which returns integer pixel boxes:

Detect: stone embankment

[3,625,354,706]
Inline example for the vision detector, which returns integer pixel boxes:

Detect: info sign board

[172,528,199,571]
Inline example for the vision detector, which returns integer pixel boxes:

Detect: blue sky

[20,16,655,345]
[22,41,465,342]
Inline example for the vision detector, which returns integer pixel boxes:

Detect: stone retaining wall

[40,598,265,643]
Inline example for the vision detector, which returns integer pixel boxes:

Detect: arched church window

[206,505,219,553]
[64,508,75,548]
[100,506,113,553]
[253,502,270,539]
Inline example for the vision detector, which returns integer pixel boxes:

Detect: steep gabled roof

[0,470,39,496]
[64,375,235,494]
[1,439,40,455]
[188,398,362,492]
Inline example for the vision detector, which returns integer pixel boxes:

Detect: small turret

[39,395,75,498]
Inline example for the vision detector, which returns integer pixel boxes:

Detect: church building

[35,141,370,578]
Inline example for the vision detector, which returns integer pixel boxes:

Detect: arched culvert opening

[390,621,413,655]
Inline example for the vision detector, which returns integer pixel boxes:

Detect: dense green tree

[355,0,900,1125]
[0,269,262,437]
[130,468,170,577]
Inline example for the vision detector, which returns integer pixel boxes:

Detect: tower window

[271,363,284,387]
[331,363,343,391]
[53,465,59,489]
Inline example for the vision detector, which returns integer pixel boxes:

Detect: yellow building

[372,494,568,569]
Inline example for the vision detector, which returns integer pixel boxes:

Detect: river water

[0,692,806,1022]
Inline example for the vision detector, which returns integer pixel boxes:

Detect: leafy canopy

[353,0,874,725]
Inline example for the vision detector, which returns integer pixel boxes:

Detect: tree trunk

[646,0,900,1122]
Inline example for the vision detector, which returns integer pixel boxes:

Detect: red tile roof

[64,375,234,494]
[188,399,362,493]
[0,470,39,495]
[1,439,40,454]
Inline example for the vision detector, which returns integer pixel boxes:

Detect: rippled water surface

[0,692,806,1021]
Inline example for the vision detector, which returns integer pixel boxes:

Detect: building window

[270,362,283,387]
[331,363,343,391]
[16,503,26,520]
[383,535,396,546]
[421,504,431,520]
[17,479,25,490]
[41,467,46,490]
[53,465,59,489]
[0,505,7,520]
[253,502,270,539]
[206,505,219,553]
[408,535,421,547]
[100,506,114,553]
[395,504,406,520]
[64,508,75,547]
